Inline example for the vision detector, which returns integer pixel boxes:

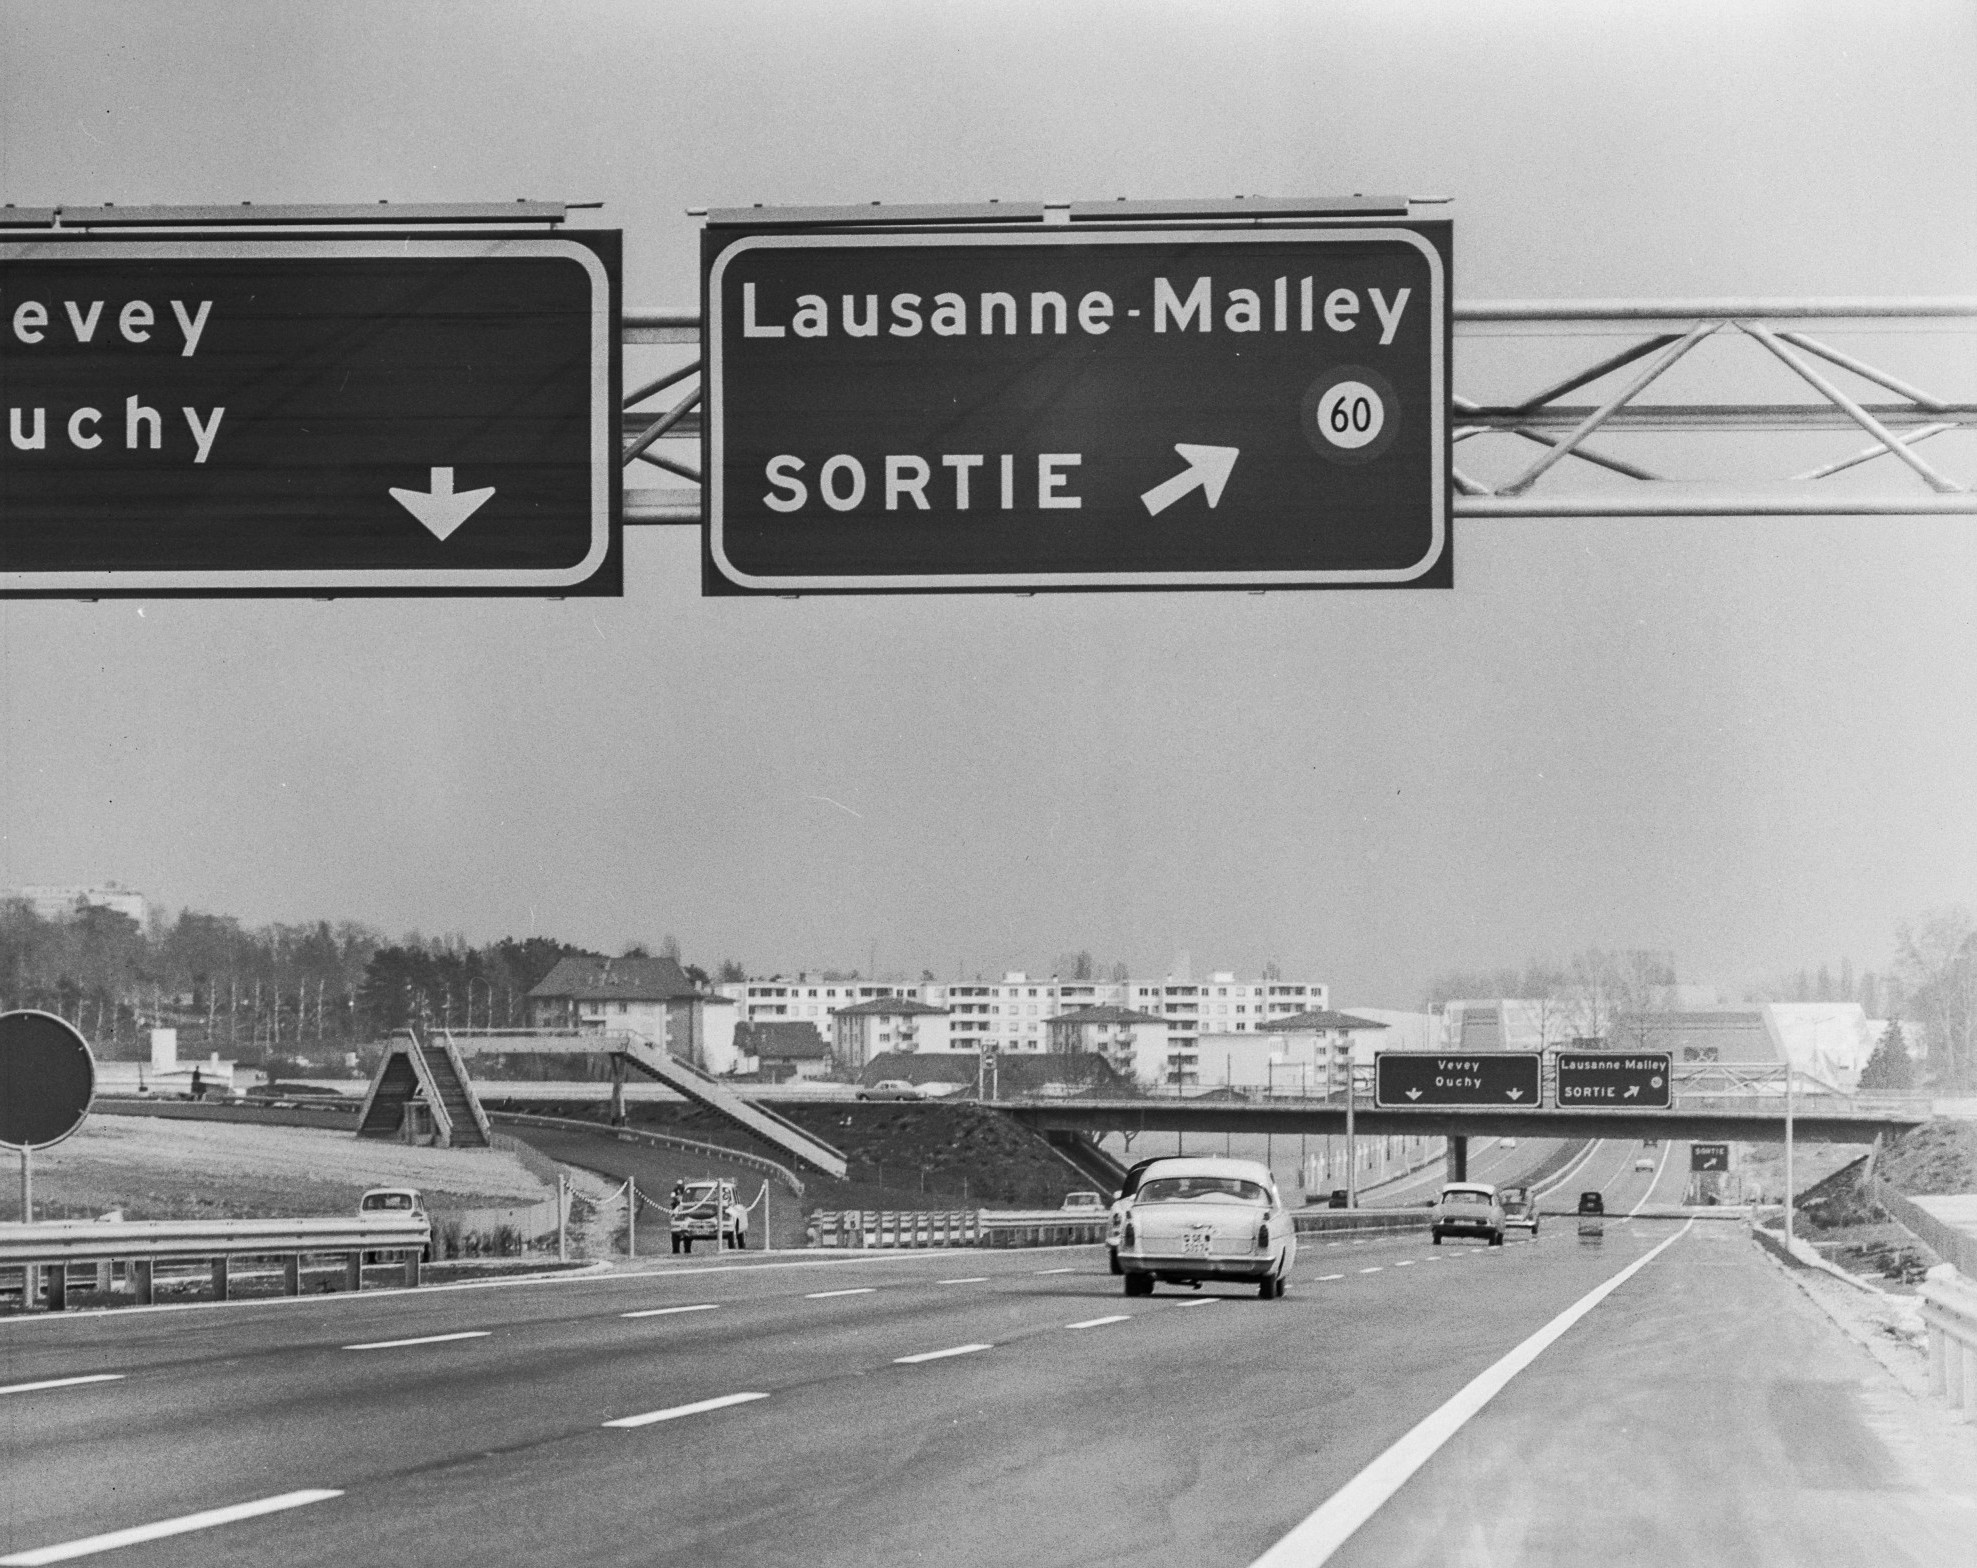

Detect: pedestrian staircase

[1043,1129,1129,1195]
[355,1028,491,1149]
[615,1039,847,1179]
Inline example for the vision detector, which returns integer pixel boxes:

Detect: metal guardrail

[1921,1276,1977,1413]
[0,1216,431,1310]
[807,1209,1106,1249]
[492,1111,806,1197]
[1291,1208,1432,1236]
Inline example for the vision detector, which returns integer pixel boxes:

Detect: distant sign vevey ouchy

[701,199,1449,593]
[0,232,620,595]
[1374,1053,1541,1108]
[0,1010,96,1150]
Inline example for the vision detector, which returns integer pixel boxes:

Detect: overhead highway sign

[1555,1051,1673,1109]
[1374,1052,1541,1108]
[700,199,1450,594]
[0,230,620,596]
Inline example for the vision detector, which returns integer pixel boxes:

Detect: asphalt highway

[4,1146,1970,1566]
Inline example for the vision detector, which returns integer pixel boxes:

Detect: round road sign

[0,1010,97,1150]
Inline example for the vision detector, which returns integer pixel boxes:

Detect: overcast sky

[3,1,1974,1006]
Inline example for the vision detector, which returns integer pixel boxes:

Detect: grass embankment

[24,1115,553,1221]
[1785,1119,1977,1285]
[491,1099,1090,1224]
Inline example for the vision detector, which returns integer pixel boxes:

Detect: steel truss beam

[621,299,1977,523]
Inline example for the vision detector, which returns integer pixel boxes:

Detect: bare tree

[1897,907,1977,1086]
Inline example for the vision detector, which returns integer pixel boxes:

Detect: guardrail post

[1929,1322,1949,1398]
[131,1259,153,1305]
[1962,1338,1977,1414]
[345,1250,363,1292]
[404,1250,421,1288]
[46,1263,67,1311]
[210,1257,230,1302]
[283,1255,302,1296]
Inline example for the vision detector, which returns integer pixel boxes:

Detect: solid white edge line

[803,1288,877,1299]
[602,1390,768,1428]
[0,1489,343,1566]
[342,1330,491,1351]
[621,1304,720,1318]
[1066,1315,1131,1329]
[894,1343,993,1364]
[0,1374,124,1396]
[1248,1220,1694,1568]
[1627,1143,1676,1218]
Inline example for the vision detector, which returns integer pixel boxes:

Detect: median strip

[343,1331,490,1351]
[1066,1315,1131,1330]
[894,1343,992,1364]
[0,1489,342,1566]
[0,1374,124,1397]
[804,1288,876,1299]
[603,1391,768,1429]
[621,1304,720,1319]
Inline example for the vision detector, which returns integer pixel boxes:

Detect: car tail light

[1123,1222,1136,1247]
[1256,1222,1270,1249]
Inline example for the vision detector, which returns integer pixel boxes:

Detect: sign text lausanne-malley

[702,200,1449,593]
[1,229,619,595]
[1554,1051,1673,1109]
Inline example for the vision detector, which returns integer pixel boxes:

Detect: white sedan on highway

[1115,1157,1297,1299]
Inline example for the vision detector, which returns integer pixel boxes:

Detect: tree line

[0,898,736,1066]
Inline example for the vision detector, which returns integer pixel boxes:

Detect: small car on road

[1498,1185,1539,1235]
[1634,1154,1656,1172]
[1577,1191,1605,1215]
[1431,1182,1505,1246]
[856,1080,921,1101]
[1115,1157,1297,1299]
[1060,1190,1104,1212]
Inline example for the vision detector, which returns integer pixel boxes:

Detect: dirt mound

[1794,1155,1886,1232]
[1878,1119,1977,1196]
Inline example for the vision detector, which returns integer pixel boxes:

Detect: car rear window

[1442,1191,1492,1206]
[364,1193,413,1210]
[1138,1176,1270,1205]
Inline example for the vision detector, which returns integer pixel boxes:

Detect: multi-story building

[1046,1004,1167,1080]
[720,967,1328,1079]
[832,997,951,1070]
[529,956,740,1073]
[11,883,147,923]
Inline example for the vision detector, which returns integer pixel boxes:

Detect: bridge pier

[609,1055,627,1127]
[1445,1136,1468,1184]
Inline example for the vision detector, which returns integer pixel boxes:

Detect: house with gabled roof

[528,955,740,1073]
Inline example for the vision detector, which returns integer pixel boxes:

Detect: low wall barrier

[491,1111,806,1197]
[0,1215,431,1311]
[93,1096,361,1130]
[1292,1208,1433,1236]
[1922,1276,1977,1413]
[1871,1176,1977,1280]
[806,1210,1107,1249]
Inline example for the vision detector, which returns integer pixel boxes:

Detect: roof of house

[736,1021,831,1060]
[834,997,948,1017]
[1050,1004,1165,1026]
[1270,1010,1391,1033]
[528,955,702,1002]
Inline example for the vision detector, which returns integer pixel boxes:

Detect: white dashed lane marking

[0,1374,124,1397]
[1034,1267,1077,1275]
[621,1304,720,1319]
[804,1288,876,1299]
[895,1343,993,1364]
[1317,1274,1345,1282]
[1067,1315,1131,1330]
[938,1277,989,1284]
[1359,1267,1382,1274]
[603,1391,769,1429]
[1171,1298,1218,1309]
[343,1331,490,1352]
[0,1489,343,1566]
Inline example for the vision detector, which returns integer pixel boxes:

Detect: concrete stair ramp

[616,1040,846,1179]
[355,1029,492,1150]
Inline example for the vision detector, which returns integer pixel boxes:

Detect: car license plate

[1181,1230,1213,1255]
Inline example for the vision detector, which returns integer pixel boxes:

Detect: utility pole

[1784,1062,1796,1247]
[1345,1052,1358,1208]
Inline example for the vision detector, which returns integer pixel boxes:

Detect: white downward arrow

[1405,1088,1423,1101]
[1505,1088,1525,1101]
[389,467,496,541]
[1140,444,1240,516]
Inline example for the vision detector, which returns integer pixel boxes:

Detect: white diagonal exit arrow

[1140,444,1240,516]
[389,467,496,541]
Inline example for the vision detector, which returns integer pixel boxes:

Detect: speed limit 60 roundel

[0,1010,97,1150]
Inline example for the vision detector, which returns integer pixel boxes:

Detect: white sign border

[706,225,1447,592]
[0,236,612,592]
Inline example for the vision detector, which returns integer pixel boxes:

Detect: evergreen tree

[1858,1020,1914,1092]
